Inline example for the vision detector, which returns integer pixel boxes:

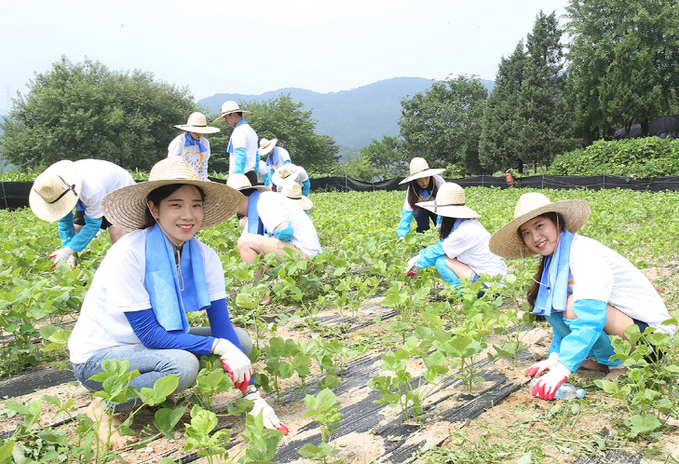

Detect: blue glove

[415,241,446,269]
[301,178,311,197]
[397,209,413,238]
[233,147,247,174]
[434,255,462,288]
[274,221,294,241]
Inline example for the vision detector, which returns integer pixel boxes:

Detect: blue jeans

[72,327,252,412]
[413,207,437,233]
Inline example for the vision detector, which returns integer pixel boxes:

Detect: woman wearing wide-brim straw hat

[68,158,288,449]
[397,157,446,238]
[405,183,506,293]
[168,112,220,182]
[489,192,674,401]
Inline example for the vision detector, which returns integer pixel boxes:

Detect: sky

[1,0,571,112]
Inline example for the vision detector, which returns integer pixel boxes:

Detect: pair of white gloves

[50,247,77,268]
[525,352,571,400]
[212,339,288,433]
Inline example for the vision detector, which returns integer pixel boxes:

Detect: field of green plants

[0,187,678,464]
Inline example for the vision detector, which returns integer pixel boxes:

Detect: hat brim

[285,194,313,210]
[174,124,220,134]
[235,184,271,193]
[102,179,244,232]
[271,172,296,187]
[213,109,252,122]
[259,139,277,156]
[488,199,592,259]
[416,200,480,219]
[29,161,82,222]
[399,168,445,185]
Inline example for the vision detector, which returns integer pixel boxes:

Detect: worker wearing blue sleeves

[29,159,135,268]
[214,101,258,185]
[489,193,674,400]
[397,157,445,238]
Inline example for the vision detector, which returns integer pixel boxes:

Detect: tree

[566,0,679,143]
[209,94,339,173]
[0,56,195,170]
[399,75,488,175]
[358,136,405,181]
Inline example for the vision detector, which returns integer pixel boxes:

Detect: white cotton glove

[244,390,289,434]
[405,255,420,276]
[66,255,78,268]
[50,247,75,267]
[525,352,560,378]
[530,362,571,400]
[212,338,252,393]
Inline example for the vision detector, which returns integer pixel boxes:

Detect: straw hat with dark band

[258,138,277,156]
[226,174,271,193]
[399,157,445,185]
[280,183,313,210]
[489,192,592,259]
[102,157,244,231]
[174,112,220,134]
[213,100,251,122]
[416,182,479,219]
[29,160,83,222]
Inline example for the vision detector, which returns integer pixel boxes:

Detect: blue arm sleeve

[397,209,413,238]
[545,313,570,357]
[263,172,272,187]
[67,214,102,252]
[274,221,294,241]
[301,179,311,197]
[557,299,607,372]
[233,148,247,174]
[205,299,242,351]
[436,215,442,225]
[255,150,261,170]
[124,308,215,356]
[57,211,76,248]
[416,241,446,268]
[283,160,292,165]
[434,255,461,287]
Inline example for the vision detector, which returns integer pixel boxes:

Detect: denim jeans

[72,327,252,412]
[413,207,437,233]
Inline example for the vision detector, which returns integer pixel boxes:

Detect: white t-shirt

[402,175,445,212]
[74,159,136,219]
[167,133,211,181]
[256,160,269,183]
[268,147,291,172]
[256,191,322,257]
[441,219,507,280]
[567,235,674,335]
[68,229,227,363]
[228,120,258,176]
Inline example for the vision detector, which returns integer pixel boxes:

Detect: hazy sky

[1,0,571,111]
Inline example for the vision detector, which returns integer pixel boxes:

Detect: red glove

[525,352,559,378]
[530,362,571,400]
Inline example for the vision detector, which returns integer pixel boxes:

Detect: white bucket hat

[259,138,278,156]
[174,112,220,134]
[416,183,480,219]
[399,157,445,185]
[226,174,271,193]
[29,160,83,222]
[213,100,251,122]
[101,157,244,231]
[271,164,300,188]
[280,183,313,210]
[489,192,592,259]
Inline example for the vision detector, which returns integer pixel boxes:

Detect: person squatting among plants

[167,112,220,181]
[405,182,507,290]
[397,157,445,239]
[259,137,292,190]
[67,157,288,449]
[29,159,136,268]
[272,163,311,198]
[489,192,675,401]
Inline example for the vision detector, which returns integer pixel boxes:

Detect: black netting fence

[5,175,679,211]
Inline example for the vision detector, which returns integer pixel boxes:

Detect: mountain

[198,77,495,156]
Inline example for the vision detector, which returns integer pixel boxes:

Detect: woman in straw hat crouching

[397,157,446,238]
[405,183,507,292]
[488,192,675,401]
[67,157,288,449]
[168,112,220,181]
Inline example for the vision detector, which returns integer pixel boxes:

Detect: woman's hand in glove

[525,352,559,378]
[212,338,252,392]
[244,390,289,434]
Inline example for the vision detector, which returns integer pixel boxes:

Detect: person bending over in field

[396,157,445,239]
[68,158,287,449]
[405,183,506,292]
[489,192,675,400]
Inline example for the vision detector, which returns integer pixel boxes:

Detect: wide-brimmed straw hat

[102,157,244,231]
[226,174,271,193]
[280,183,313,210]
[271,164,299,188]
[213,100,251,122]
[399,157,445,185]
[416,182,480,219]
[174,112,220,134]
[29,160,83,222]
[258,138,277,156]
[489,192,592,259]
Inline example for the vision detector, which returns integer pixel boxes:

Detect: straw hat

[174,112,220,134]
[226,174,271,193]
[280,183,313,210]
[29,160,82,222]
[416,182,480,219]
[258,138,277,156]
[213,100,251,122]
[399,157,445,185]
[488,192,592,259]
[101,157,244,231]
[271,164,299,188]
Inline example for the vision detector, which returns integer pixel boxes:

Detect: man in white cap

[214,101,258,185]
[167,112,220,181]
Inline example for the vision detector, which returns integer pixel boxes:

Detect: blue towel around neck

[144,224,210,332]
[265,147,278,167]
[184,132,207,153]
[533,230,574,317]
[246,190,264,235]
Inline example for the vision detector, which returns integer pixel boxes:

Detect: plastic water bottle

[530,378,585,399]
